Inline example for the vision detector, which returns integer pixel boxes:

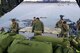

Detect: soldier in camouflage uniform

[31,17,36,26]
[76,18,80,37]
[56,15,64,28]
[61,21,69,37]
[56,15,64,37]
[32,18,44,36]
[10,19,19,34]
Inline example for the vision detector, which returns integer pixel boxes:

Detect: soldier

[69,22,77,36]
[76,18,80,37]
[56,15,64,28]
[77,18,80,31]
[61,21,69,37]
[10,19,19,34]
[32,18,44,36]
[31,17,36,26]
[0,27,5,33]
[56,15,64,37]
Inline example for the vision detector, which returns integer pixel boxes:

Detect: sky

[24,0,76,1]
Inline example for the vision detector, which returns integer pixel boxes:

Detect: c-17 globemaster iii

[0,0,80,17]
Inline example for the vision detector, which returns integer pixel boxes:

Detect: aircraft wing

[0,0,23,17]
[0,0,80,17]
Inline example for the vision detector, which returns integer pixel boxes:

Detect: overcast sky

[24,0,76,1]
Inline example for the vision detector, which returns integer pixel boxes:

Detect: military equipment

[54,44,63,53]
[76,49,80,53]
[0,33,13,52]
[54,46,62,53]
[8,39,52,53]
[0,31,80,53]
[62,38,70,47]
[0,47,3,53]
[63,47,74,53]
[8,33,16,36]
[12,34,26,40]
[32,36,63,47]
[70,38,80,51]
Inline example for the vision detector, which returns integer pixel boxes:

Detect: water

[0,2,80,29]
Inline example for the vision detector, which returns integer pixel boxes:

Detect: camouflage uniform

[77,20,80,30]
[56,20,64,28]
[56,15,64,28]
[11,21,19,34]
[32,19,44,36]
[32,17,36,26]
[76,19,80,37]
[61,22,69,37]
[56,19,64,37]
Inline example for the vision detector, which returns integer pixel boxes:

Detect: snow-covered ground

[0,2,80,29]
